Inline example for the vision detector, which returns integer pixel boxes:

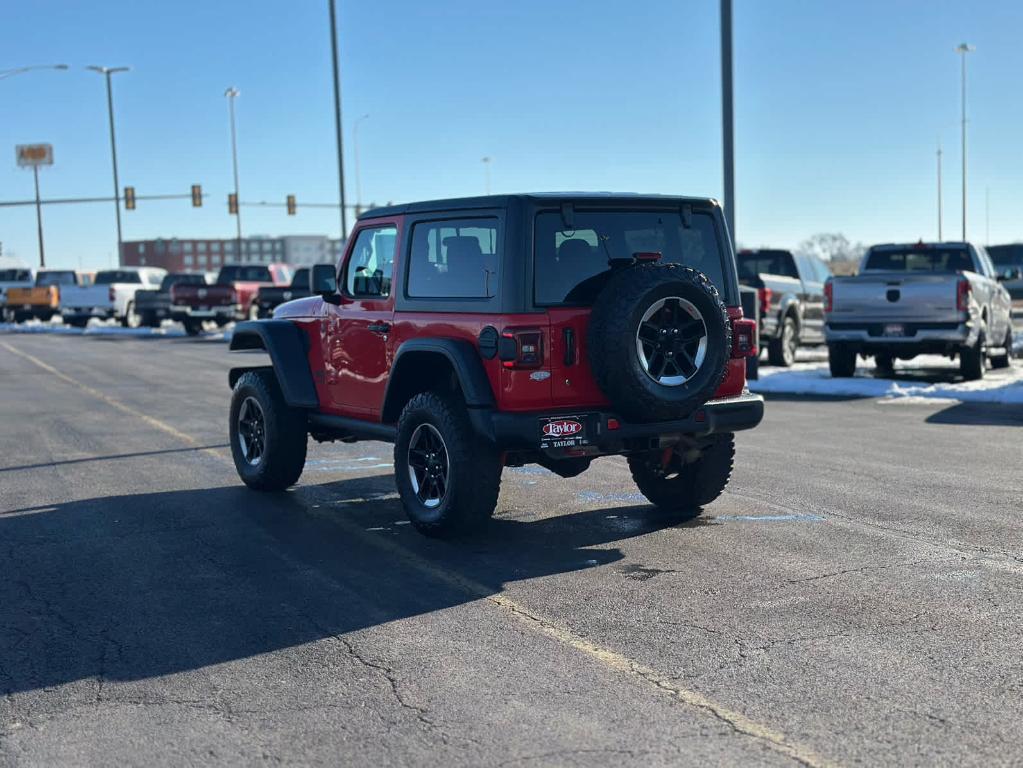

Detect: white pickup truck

[60,267,167,328]
[825,242,1013,380]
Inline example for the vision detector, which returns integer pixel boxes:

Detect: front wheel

[248,303,260,321]
[767,316,798,367]
[628,433,735,522]
[229,370,307,491]
[394,391,502,537]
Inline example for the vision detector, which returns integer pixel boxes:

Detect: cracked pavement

[1,333,1022,766]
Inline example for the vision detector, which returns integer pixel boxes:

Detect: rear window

[534,210,726,305]
[36,271,77,287]
[864,247,973,272]
[987,245,1023,267]
[737,251,798,281]
[161,273,207,290]
[96,270,142,285]
[0,269,31,282]
[217,266,271,284]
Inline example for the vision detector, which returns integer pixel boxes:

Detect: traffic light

[124,186,136,210]
[191,184,202,207]
[286,194,296,215]
[228,193,238,214]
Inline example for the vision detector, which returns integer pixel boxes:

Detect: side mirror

[317,270,342,305]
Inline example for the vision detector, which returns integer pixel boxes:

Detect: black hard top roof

[359,192,718,220]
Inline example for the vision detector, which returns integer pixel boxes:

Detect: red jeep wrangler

[227,194,763,536]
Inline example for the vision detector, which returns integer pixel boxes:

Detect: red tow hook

[660,446,674,470]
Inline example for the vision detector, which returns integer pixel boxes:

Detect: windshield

[534,210,727,305]
[95,270,142,285]
[217,266,271,284]
[737,251,798,281]
[0,269,32,282]
[864,247,973,272]
[36,271,77,287]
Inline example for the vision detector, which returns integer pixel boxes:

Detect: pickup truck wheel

[183,320,202,336]
[394,391,502,537]
[767,316,798,367]
[628,433,735,520]
[828,344,857,377]
[874,353,895,377]
[248,303,260,321]
[990,326,1012,370]
[65,317,89,328]
[588,264,730,422]
[229,370,307,491]
[122,302,141,328]
[960,331,986,381]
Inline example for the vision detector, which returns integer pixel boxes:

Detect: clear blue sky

[3,0,1022,270]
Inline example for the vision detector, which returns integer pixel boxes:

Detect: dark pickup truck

[135,273,211,328]
[170,263,292,335]
[986,244,1023,305]
[253,264,336,318]
[736,249,832,366]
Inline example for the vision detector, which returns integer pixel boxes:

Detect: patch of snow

[751,354,1023,404]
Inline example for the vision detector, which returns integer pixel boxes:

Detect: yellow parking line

[1,340,225,462]
[3,337,836,767]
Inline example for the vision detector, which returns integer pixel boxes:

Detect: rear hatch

[530,206,739,409]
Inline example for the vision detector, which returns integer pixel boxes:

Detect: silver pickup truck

[825,242,1013,380]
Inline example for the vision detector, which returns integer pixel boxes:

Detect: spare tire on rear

[587,264,731,422]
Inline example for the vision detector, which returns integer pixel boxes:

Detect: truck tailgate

[830,274,959,321]
[59,286,110,311]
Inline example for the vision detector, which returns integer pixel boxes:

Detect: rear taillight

[956,277,970,312]
[108,287,116,302]
[499,328,544,369]
[824,279,833,313]
[731,317,758,358]
[758,286,772,316]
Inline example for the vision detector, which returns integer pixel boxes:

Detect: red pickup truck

[171,263,291,334]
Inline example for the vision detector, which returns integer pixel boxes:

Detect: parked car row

[0,262,335,333]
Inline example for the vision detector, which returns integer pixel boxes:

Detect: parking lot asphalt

[1,333,1022,767]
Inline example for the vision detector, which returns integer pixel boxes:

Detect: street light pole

[32,166,45,268]
[354,113,369,215]
[937,141,943,241]
[481,156,491,195]
[328,0,348,241]
[224,87,243,259]
[87,65,130,263]
[720,0,735,250]
[0,63,68,81]
[956,43,974,242]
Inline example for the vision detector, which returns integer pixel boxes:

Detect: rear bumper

[171,305,239,321]
[62,307,115,320]
[825,320,975,353]
[474,393,765,453]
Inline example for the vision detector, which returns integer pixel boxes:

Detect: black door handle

[367,322,391,334]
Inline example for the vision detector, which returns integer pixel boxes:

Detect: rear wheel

[183,319,202,336]
[65,317,89,328]
[122,302,141,328]
[394,391,502,537]
[229,370,307,491]
[767,316,798,367]
[990,326,1013,370]
[828,344,857,377]
[960,330,986,381]
[248,303,260,321]
[628,433,735,521]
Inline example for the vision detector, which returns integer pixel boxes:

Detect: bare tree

[797,233,865,275]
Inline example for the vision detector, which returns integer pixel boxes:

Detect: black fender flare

[229,320,319,409]
[381,338,495,423]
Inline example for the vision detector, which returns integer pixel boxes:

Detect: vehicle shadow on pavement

[0,475,683,697]
[925,401,1023,427]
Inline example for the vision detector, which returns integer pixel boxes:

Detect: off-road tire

[874,353,895,377]
[588,264,731,422]
[229,370,307,491]
[960,330,986,381]
[828,344,857,377]
[394,391,502,537]
[767,316,798,367]
[628,433,735,521]
[990,326,1012,370]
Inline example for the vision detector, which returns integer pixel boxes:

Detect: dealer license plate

[539,414,593,450]
[883,324,905,337]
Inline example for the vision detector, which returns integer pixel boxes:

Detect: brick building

[121,236,285,272]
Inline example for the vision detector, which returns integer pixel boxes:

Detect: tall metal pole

[225,87,243,258]
[88,66,130,263]
[32,166,45,268]
[985,186,990,245]
[328,0,348,241]
[956,43,973,242]
[937,142,943,241]
[721,0,735,250]
[482,156,492,195]
[354,113,369,215]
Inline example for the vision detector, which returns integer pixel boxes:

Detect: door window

[345,226,397,298]
[407,218,499,298]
